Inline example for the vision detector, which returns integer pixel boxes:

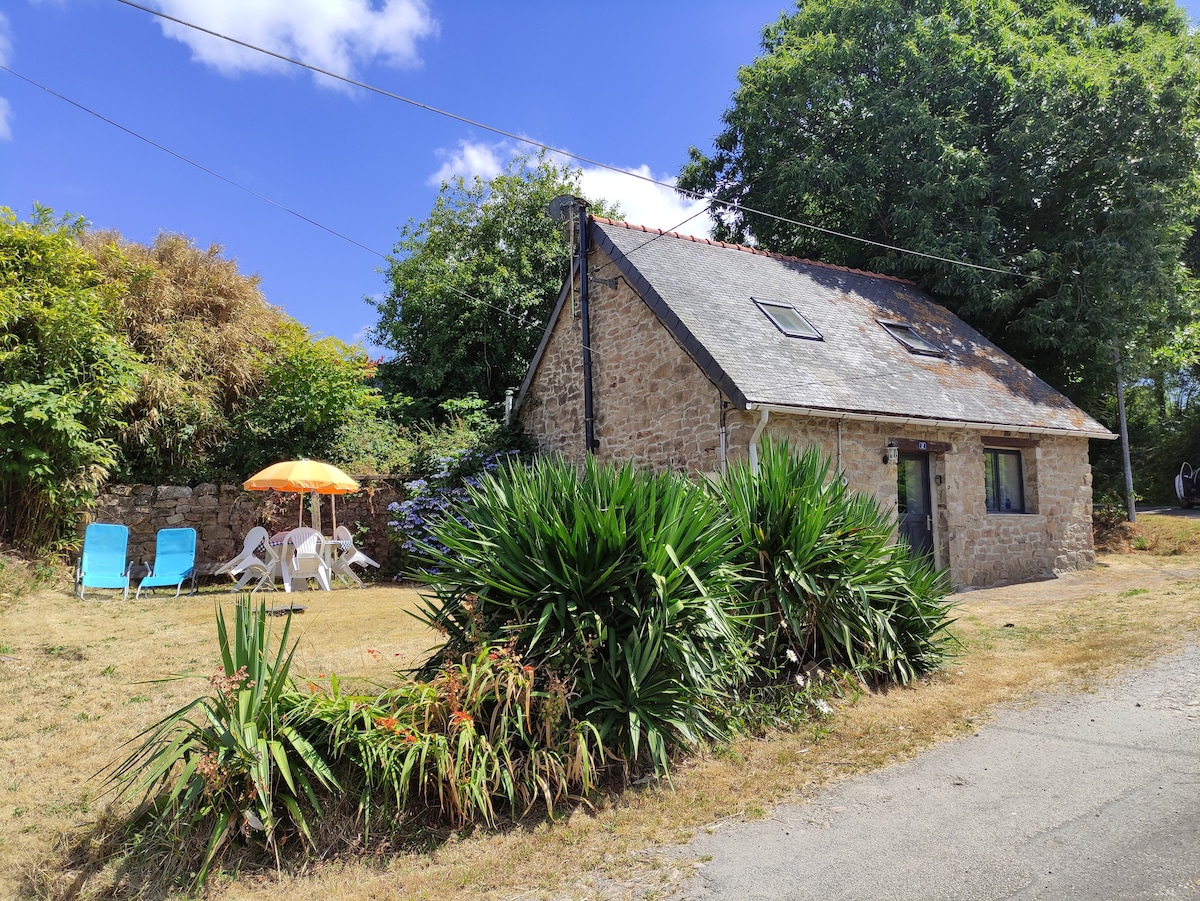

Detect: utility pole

[1115,350,1136,523]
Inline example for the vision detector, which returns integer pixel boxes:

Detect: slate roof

[571,218,1112,439]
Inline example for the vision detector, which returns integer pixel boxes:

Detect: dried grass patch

[0,583,436,899]
[1096,508,1200,556]
[3,555,1200,900]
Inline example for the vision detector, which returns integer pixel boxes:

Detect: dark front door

[897,453,934,559]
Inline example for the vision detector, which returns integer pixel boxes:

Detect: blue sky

[2,1,1199,352]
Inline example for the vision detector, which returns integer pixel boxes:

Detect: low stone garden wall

[90,480,405,579]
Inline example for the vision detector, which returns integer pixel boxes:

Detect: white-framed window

[754,298,822,340]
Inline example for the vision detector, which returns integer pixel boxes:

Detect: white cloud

[577,164,713,239]
[427,140,508,186]
[0,98,12,143]
[149,0,436,82]
[427,140,713,238]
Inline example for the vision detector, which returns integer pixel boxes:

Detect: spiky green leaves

[718,438,954,685]
[413,444,954,773]
[412,455,752,774]
[104,597,337,888]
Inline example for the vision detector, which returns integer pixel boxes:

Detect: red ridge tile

[590,215,915,286]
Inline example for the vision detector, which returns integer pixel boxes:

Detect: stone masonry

[731,413,1095,588]
[521,244,1096,590]
[522,248,724,472]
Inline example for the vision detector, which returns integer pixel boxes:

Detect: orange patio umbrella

[243,459,360,533]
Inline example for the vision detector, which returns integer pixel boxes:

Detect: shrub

[288,645,602,825]
[83,229,290,486]
[0,549,61,607]
[104,598,337,887]
[327,408,415,477]
[411,456,751,774]
[225,326,387,478]
[717,438,954,684]
[0,206,142,553]
[386,447,518,568]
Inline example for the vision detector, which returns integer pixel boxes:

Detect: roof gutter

[744,403,1116,441]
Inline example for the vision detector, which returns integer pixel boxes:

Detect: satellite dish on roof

[547,195,579,222]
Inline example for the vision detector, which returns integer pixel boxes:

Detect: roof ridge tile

[590,215,915,286]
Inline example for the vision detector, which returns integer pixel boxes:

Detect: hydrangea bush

[386,448,518,569]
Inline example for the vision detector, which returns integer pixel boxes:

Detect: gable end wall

[521,247,722,472]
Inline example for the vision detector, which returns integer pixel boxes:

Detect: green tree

[0,207,142,552]
[679,0,1200,413]
[83,231,290,484]
[370,152,617,420]
[226,324,388,475]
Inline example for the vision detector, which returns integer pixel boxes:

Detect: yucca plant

[717,438,954,684]
[104,597,337,887]
[411,456,751,774]
[290,645,602,825]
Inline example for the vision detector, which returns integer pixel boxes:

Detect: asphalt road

[1139,505,1200,520]
[674,647,1200,900]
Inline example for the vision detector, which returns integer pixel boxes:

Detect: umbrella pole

[331,495,337,535]
[298,494,304,527]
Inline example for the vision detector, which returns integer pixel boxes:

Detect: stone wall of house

[89,480,404,577]
[520,288,587,460]
[520,246,725,472]
[727,412,1095,589]
[943,433,1095,587]
[589,264,724,471]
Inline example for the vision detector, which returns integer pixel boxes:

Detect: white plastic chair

[217,527,273,592]
[331,525,380,588]
[280,527,331,592]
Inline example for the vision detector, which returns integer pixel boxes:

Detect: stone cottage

[516,216,1115,589]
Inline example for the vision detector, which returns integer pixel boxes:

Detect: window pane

[985,455,998,511]
[754,299,822,339]
[985,449,1024,513]
[996,453,1023,511]
[881,322,942,355]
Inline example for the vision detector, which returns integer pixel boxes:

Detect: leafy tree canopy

[82,230,398,483]
[225,323,387,477]
[679,0,1200,412]
[83,230,290,483]
[0,206,142,551]
[370,151,618,420]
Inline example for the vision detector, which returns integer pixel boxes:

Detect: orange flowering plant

[289,644,601,825]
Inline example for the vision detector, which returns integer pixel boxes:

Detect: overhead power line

[0,65,390,260]
[113,0,1022,279]
[0,64,707,355]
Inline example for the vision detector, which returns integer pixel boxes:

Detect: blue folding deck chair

[136,527,197,599]
[77,523,131,600]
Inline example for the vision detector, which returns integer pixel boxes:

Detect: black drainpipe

[578,201,598,453]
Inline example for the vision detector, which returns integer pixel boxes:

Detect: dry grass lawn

[3,522,1199,900]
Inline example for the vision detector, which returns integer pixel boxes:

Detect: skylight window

[879,321,943,356]
[754,298,822,340]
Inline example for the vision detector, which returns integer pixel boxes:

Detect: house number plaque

[890,437,952,454]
